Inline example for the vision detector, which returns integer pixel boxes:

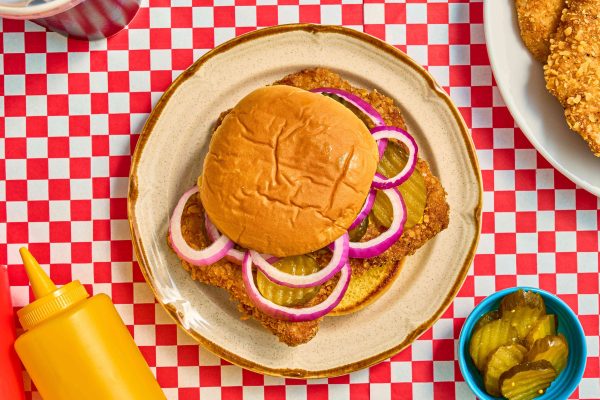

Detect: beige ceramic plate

[128,24,482,378]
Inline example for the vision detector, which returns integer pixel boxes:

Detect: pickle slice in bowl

[499,360,557,400]
[469,319,519,371]
[525,314,557,348]
[256,255,321,307]
[473,309,501,332]
[500,290,546,339]
[484,343,528,396]
[527,334,569,373]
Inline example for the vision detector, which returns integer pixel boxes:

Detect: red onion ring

[242,252,351,322]
[169,187,234,266]
[205,215,245,265]
[348,184,407,258]
[205,216,279,265]
[310,87,387,158]
[370,126,418,189]
[348,188,376,230]
[249,233,349,288]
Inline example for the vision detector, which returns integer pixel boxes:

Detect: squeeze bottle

[14,248,166,400]
[0,265,26,400]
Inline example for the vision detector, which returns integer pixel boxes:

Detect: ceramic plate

[128,24,482,378]
[484,0,600,196]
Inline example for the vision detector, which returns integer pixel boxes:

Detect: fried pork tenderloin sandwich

[169,68,449,346]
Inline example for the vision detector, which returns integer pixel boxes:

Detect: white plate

[128,25,482,378]
[484,0,600,196]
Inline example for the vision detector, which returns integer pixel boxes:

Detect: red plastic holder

[0,265,26,400]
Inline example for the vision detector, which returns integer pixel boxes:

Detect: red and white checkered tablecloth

[1,1,599,399]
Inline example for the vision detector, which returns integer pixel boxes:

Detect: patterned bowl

[458,286,587,400]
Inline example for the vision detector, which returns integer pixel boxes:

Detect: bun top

[200,85,379,257]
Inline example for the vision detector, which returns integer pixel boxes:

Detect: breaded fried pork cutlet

[169,68,449,346]
[544,0,600,156]
[515,0,566,62]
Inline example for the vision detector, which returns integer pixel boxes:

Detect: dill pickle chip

[370,191,393,228]
[256,255,320,307]
[527,334,569,373]
[500,290,546,339]
[525,314,557,348]
[348,216,369,242]
[499,360,557,400]
[474,310,501,332]
[371,141,426,229]
[470,319,519,371]
[483,344,528,396]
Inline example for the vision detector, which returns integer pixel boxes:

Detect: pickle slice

[371,141,426,229]
[499,360,557,400]
[525,314,557,348]
[469,319,519,371]
[474,310,501,332]
[483,344,528,396]
[348,216,369,242]
[256,255,320,307]
[527,334,569,373]
[500,290,546,339]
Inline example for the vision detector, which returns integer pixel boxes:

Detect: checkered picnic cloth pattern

[1,1,599,399]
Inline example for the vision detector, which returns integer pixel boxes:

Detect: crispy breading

[543,0,600,156]
[275,68,407,132]
[277,68,450,275]
[515,0,565,62]
[348,159,448,275]
[175,68,449,346]
[179,195,332,346]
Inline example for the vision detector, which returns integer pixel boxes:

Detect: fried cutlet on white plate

[544,0,600,156]
[515,0,566,62]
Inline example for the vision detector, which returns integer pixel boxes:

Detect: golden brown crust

[543,0,600,156]
[200,85,379,256]
[515,0,565,62]
[275,68,407,131]
[346,159,448,275]
[278,68,450,276]
[178,195,333,346]
[175,68,449,346]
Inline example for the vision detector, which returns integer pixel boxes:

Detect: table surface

[1,1,599,399]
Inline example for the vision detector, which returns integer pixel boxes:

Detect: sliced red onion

[378,138,388,159]
[169,187,234,266]
[349,184,407,258]
[310,87,384,126]
[348,188,376,230]
[204,215,245,265]
[310,87,387,158]
[370,126,418,189]
[249,233,349,289]
[242,252,351,322]
[204,216,280,265]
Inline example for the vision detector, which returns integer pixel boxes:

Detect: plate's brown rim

[128,23,483,379]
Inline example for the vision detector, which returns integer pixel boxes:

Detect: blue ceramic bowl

[458,287,586,400]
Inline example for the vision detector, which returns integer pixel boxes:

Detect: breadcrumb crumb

[515,0,565,62]
[543,0,600,156]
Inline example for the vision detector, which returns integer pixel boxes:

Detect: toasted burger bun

[329,259,404,316]
[200,85,379,257]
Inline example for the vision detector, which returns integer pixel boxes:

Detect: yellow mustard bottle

[14,248,166,400]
